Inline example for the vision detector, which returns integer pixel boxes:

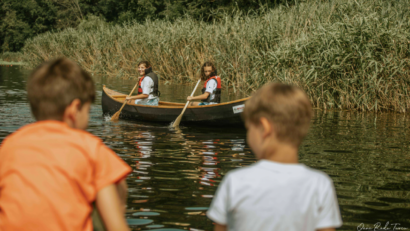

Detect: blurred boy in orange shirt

[0,58,131,231]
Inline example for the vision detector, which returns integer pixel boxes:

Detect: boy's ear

[67,99,82,112]
[260,117,272,139]
[64,99,81,124]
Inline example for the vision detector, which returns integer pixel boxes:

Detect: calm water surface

[0,66,409,231]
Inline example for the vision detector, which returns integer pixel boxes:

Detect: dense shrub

[0,0,282,52]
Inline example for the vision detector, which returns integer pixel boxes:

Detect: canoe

[102,85,249,126]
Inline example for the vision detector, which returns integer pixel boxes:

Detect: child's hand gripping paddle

[172,79,201,128]
[110,80,140,121]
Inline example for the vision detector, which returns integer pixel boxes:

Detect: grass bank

[21,0,410,112]
[0,52,25,65]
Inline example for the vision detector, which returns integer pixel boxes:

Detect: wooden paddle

[173,79,201,127]
[110,80,139,121]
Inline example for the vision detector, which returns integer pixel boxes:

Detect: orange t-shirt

[0,121,132,231]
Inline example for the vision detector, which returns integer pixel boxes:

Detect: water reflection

[103,121,252,230]
[301,111,410,230]
[0,66,409,230]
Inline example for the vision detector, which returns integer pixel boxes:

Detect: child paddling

[126,61,160,106]
[187,61,221,106]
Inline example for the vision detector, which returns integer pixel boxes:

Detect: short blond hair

[242,83,312,147]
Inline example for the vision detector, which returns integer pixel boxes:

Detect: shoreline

[0,60,25,66]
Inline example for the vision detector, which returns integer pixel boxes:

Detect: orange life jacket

[137,77,145,94]
[201,76,221,103]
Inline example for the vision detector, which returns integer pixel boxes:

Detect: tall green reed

[21,0,410,112]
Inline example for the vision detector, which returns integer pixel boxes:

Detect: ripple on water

[143,229,185,231]
[127,218,153,225]
[103,115,112,121]
[133,212,160,216]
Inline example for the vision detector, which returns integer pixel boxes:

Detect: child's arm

[126,94,148,100]
[187,92,210,101]
[116,178,128,211]
[96,183,130,231]
[214,224,227,231]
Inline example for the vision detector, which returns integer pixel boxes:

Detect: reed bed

[21,0,410,112]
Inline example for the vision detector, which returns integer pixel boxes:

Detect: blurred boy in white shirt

[207,83,342,231]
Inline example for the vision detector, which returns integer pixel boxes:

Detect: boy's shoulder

[219,161,266,183]
[0,121,113,174]
[225,160,333,186]
[2,121,102,151]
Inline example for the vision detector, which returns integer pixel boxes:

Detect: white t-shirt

[135,76,158,103]
[207,160,342,231]
[205,79,218,104]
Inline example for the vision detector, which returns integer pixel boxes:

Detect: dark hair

[242,82,312,147]
[27,57,95,121]
[200,61,217,81]
[138,61,151,68]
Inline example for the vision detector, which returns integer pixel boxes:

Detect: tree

[51,0,84,28]
[0,0,285,52]
[0,0,58,52]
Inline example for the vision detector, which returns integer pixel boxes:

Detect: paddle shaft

[111,79,140,120]
[120,83,139,110]
[173,79,201,127]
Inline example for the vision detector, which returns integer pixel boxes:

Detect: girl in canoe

[187,61,221,106]
[126,61,160,106]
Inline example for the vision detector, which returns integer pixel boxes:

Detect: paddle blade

[172,114,183,127]
[110,111,121,121]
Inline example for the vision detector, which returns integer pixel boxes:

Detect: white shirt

[135,76,158,103]
[205,79,218,104]
[207,160,342,231]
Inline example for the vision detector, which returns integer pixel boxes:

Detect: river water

[0,66,409,231]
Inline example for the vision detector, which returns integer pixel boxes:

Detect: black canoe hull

[101,87,248,126]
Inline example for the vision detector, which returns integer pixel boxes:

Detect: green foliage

[21,0,410,112]
[0,0,58,52]
[88,0,281,23]
[0,0,285,52]
[77,15,107,31]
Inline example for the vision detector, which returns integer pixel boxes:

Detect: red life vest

[137,76,145,94]
[201,76,221,103]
